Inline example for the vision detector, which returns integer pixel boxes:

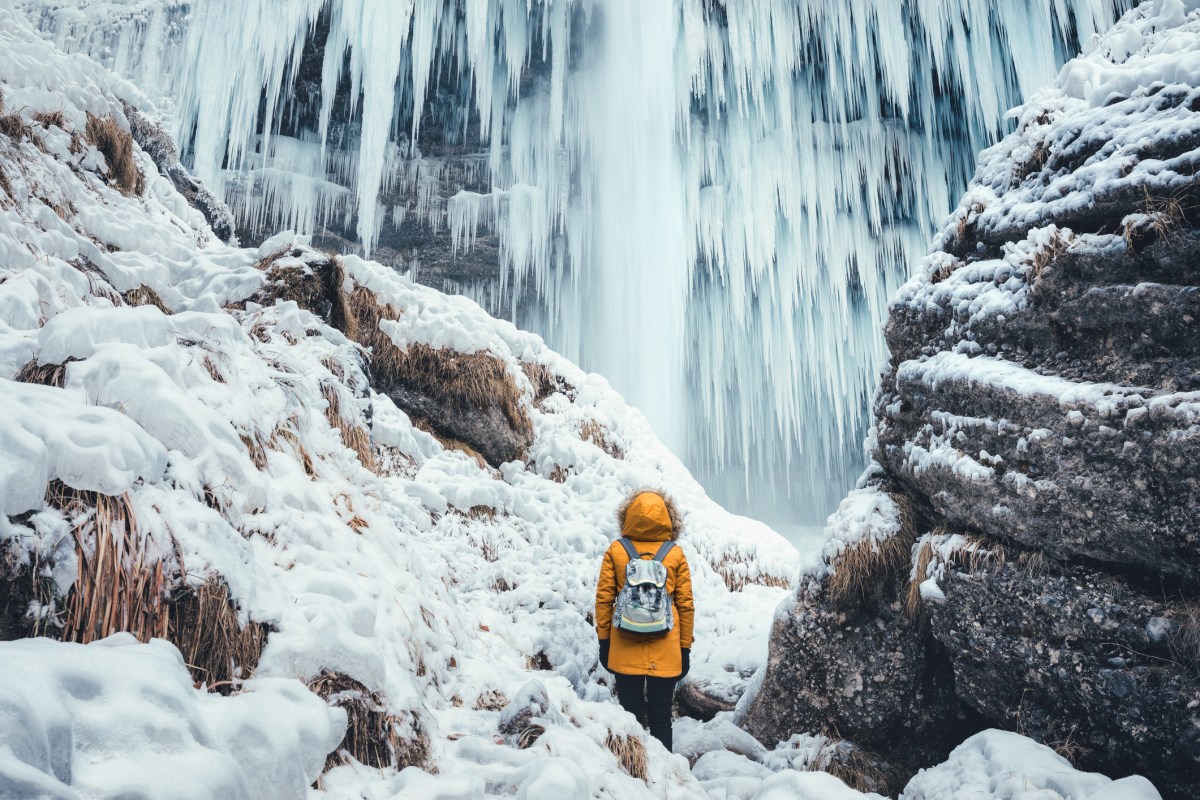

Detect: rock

[740,550,976,775]
[675,680,737,722]
[744,7,1200,799]
[924,545,1200,797]
[123,102,237,244]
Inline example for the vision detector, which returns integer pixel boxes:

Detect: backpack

[613,538,675,635]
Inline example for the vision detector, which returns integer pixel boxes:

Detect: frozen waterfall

[17,0,1132,524]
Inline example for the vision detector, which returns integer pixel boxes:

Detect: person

[594,488,694,752]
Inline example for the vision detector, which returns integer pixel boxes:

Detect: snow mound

[902,730,1163,800]
[0,634,343,800]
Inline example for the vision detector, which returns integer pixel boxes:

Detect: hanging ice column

[581,0,690,454]
[17,0,1134,524]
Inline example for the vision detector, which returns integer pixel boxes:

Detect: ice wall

[18,0,1132,522]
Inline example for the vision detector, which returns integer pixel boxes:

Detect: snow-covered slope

[0,10,803,798]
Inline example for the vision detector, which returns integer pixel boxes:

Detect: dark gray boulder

[743,6,1200,798]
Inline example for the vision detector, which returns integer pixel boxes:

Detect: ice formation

[12,0,1135,523]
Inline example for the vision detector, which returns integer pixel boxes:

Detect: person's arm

[595,544,617,640]
[674,550,694,651]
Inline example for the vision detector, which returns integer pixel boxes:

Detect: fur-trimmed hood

[616,487,683,541]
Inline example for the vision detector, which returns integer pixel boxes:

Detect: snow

[0,634,343,800]
[902,730,1163,800]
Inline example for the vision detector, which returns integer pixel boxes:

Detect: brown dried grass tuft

[46,481,170,645]
[812,740,904,796]
[473,689,508,711]
[412,416,489,469]
[521,361,557,404]
[712,552,791,592]
[334,269,530,438]
[272,425,317,479]
[170,578,269,693]
[606,732,648,781]
[309,670,431,771]
[321,383,377,471]
[123,285,170,313]
[239,433,269,471]
[1028,230,1072,282]
[0,110,28,142]
[580,420,624,459]
[389,343,530,436]
[85,114,143,196]
[826,492,918,608]
[14,358,75,389]
[905,536,936,618]
[1013,140,1051,184]
[32,110,66,130]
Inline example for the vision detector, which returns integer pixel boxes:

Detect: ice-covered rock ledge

[742,2,1199,799]
[0,11,801,799]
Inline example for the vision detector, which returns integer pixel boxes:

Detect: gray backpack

[613,538,675,635]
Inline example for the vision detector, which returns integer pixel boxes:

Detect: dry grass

[712,553,791,592]
[522,361,558,404]
[474,689,508,711]
[123,285,170,313]
[1123,185,1196,250]
[954,202,986,244]
[13,358,74,388]
[310,671,431,771]
[905,536,936,618]
[826,533,913,606]
[44,481,170,646]
[272,425,317,479]
[827,492,918,608]
[332,267,530,439]
[239,433,269,471]
[0,108,29,142]
[548,465,570,483]
[929,258,963,285]
[1013,140,1051,184]
[412,416,489,469]
[386,342,531,437]
[812,740,903,796]
[169,578,269,693]
[321,382,377,471]
[203,354,226,384]
[32,109,66,130]
[85,114,143,196]
[1168,602,1200,675]
[605,732,648,781]
[1028,230,1072,282]
[580,420,624,459]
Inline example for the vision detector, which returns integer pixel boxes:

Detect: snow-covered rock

[744,2,1196,797]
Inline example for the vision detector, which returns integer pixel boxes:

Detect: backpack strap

[616,537,639,562]
[652,541,675,562]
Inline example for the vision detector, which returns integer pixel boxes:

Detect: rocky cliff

[742,3,1200,798]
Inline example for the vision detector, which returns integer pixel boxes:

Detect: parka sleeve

[595,544,617,639]
[674,550,695,649]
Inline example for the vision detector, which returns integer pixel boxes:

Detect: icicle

[19,0,1135,523]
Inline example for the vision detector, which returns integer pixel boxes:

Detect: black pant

[613,673,678,751]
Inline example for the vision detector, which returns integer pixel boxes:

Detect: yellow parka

[595,489,695,677]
